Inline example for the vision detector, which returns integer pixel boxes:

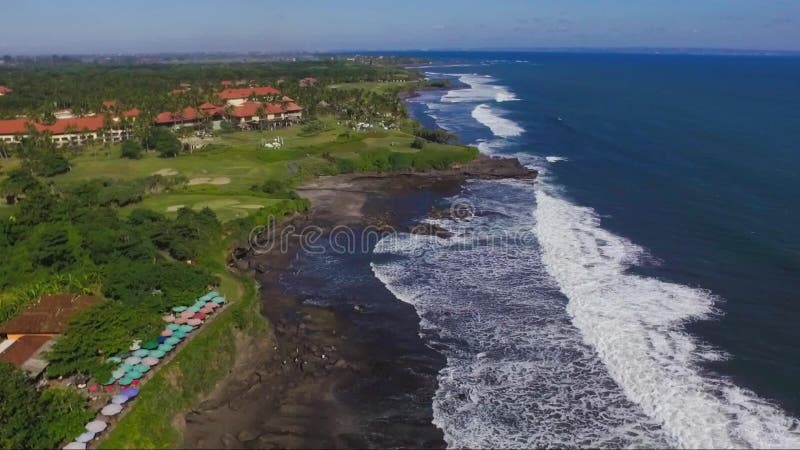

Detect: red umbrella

[193,313,207,321]
[131,379,140,387]
[88,385,99,393]
[104,385,115,393]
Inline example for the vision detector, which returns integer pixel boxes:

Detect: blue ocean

[371,52,800,447]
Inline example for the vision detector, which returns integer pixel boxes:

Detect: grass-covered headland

[0,58,475,449]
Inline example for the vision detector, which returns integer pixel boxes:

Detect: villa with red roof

[218,86,281,106]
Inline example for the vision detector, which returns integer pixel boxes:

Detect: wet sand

[182,156,536,448]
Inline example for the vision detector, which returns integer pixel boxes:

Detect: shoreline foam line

[471,104,524,138]
[533,185,800,448]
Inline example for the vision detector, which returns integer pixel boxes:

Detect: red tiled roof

[102,100,118,109]
[218,86,280,100]
[182,107,199,121]
[0,294,99,335]
[282,96,294,103]
[231,101,262,118]
[122,108,141,118]
[283,102,303,112]
[0,336,50,367]
[154,112,181,124]
[0,119,30,135]
[264,103,286,114]
[36,116,105,134]
[154,107,200,124]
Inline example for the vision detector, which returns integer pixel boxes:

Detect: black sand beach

[181,156,536,448]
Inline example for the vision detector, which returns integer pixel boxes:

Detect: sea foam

[442,74,518,103]
[533,186,800,448]
[471,104,524,138]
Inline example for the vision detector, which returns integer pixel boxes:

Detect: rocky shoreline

[182,156,536,448]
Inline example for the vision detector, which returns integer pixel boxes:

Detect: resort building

[0,294,99,376]
[0,112,139,146]
[218,86,281,106]
[0,86,301,145]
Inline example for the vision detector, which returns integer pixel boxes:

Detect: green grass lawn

[328,80,419,93]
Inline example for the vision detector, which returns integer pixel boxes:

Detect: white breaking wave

[545,156,568,163]
[372,181,668,448]
[471,104,524,138]
[533,186,800,448]
[442,74,519,103]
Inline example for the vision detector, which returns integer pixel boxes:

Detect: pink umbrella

[187,318,202,326]
[160,329,173,337]
[174,317,188,325]
[180,310,194,319]
[193,313,207,321]
[206,302,219,310]
[162,314,176,323]
[200,306,214,314]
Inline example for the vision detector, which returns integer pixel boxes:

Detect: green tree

[120,139,143,159]
[152,128,180,158]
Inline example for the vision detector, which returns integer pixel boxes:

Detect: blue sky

[1,0,798,54]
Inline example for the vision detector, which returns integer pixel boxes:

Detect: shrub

[121,140,143,159]
[411,137,425,149]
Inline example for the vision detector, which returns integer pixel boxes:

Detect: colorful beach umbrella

[188,306,201,313]
[157,343,174,352]
[119,377,134,386]
[142,356,159,366]
[180,310,195,319]
[193,312,207,320]
[87,385,100,393]
[121,388,139,398]
[133,349,150,358]
[75,431,95,443]
[129,340,141,351]
[107,356,122,364]
[134,363,150,373]
[127,370,143,380]
[85,420,107,433]
[111,394,129,405]
[111,369,126,380]
[148,349,166,358]
[124,356,141,365]
[142,341,159,350]
[165,337,181,346]
[161,329,173,337]
[162,314,176,323]
[167,323,181,331]
[212,296,226,304]
[179,324,194,333]
[101,403,123,416]
[174,317,188,325]
[187,318,202,326]
[172,306,187,313]
[207,291,220,299]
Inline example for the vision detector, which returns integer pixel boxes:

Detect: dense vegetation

[0,60,419,122]
[0,363,94,449]
[0,171,221,379]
